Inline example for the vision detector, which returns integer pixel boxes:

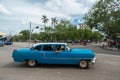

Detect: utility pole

[29,21,31,45]
[29,22,39,46]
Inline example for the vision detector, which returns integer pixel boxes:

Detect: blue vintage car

[5,41,13,45]
[12,43,96,69]
[0,40,4,47]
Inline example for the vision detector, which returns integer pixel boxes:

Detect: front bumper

[91,57,96,64]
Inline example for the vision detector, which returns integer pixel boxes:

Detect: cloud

[0,0,98,35]
[41,0,89,16]
[88,0,98,3]
[4,0,97,23]
[17,0,91,24]
[0,4,12,15]
[22,0,91,16]
[10,1,70,25]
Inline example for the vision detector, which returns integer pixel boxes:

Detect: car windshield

[66,45,71,51]
[29,44,35,50]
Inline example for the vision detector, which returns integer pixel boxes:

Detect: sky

[0,0,98,35]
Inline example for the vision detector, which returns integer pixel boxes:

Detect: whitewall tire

[27,60,37,67]
[79,60,89,69]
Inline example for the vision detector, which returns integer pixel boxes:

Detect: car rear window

[42,45,54,51]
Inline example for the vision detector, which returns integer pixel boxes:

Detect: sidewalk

[13,42,29,47]
[99,42,120,51]
[101,46,120,51]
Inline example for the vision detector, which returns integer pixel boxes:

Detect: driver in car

[55,45,64,53]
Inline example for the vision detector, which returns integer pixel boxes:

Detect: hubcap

[28,60,36,66]
[80,60,87,68]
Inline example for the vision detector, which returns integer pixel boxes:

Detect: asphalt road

[0,42,120,80]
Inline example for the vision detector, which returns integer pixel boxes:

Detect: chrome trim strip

[43,52,95,60]
[43,57,93,60]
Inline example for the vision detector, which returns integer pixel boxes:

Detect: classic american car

[12,43,96,69]
[5,41,13,45]
[0,40,4,47]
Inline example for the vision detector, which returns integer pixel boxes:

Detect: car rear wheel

[79,60,89,69]
[27,60,38,67]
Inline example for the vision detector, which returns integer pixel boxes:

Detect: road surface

[0,42,120,80]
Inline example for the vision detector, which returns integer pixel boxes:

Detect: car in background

[0,40,4,47]
[79,40,88,45]
[5,41,13,45]
[116,40,120,50]
[12,43,96,69]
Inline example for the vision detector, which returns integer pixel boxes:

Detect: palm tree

[41,15,49,32]
[51,17,58,41]
[60,19,70,26]
[51,17,58,29]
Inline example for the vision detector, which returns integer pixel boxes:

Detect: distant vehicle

[4,37,13,45]
[5,41,13,45]
[0,40,4,47]
[116,40,120,50]
[12,43,96,69]
[80,40,87,45]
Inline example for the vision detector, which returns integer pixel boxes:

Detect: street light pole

[29,21,39,45]
[32,26,39,32]
[29,21,32,45]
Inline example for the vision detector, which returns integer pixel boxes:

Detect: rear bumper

[91,57,96,64]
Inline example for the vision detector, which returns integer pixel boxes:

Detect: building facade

[77,23,90,30]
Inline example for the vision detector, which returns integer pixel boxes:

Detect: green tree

[67,25,78,41]
[39,32,48,41]
[92,31,103,41]
[19,30,30,41]
[84,0,120,39]
[58,20,71,41]
[0,35,3,38]
[83,29,92,40]
[32,33,40,41]
[51,17,58,28]
[51,17,58,41]
[41,15,49,32]
[13,35,20,41]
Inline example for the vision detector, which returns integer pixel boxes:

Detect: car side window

[42,45,54,51]
[34,45,42,51]
[61,45,65,51]
[55,45,65,52]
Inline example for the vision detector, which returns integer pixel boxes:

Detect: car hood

[71,48,96,58]
[71,48,95,54]
[72,48,90,51]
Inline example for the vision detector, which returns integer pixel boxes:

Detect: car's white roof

[33,42,67,47]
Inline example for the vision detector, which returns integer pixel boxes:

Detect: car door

[29,45,43,63]
[43,44,74,64]
[42,44,55,64]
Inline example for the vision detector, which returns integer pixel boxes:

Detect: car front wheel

[27,60,38,67]
[79,60,89,69]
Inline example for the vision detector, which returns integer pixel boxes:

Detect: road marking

[97,53,120,58]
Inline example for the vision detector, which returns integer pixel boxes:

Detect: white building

[0,32,8,37]
[77,23,90,30]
